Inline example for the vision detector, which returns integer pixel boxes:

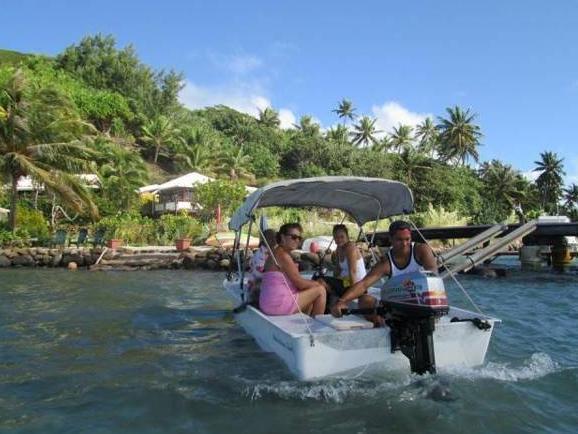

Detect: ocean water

[0,262,577,434]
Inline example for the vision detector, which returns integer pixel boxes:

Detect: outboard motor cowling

[381,271,449,313]
[380,271,449,375]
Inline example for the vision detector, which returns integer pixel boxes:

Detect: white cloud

[207,52,264,75]
[178,80,267,116]
[227,54,263,75]
[279,109,296,129]
[371,101,432,135]
[179,80,297,129]
[567,157,578,185]
[522,170,540,182]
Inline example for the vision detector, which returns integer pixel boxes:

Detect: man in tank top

[330,220,438,324]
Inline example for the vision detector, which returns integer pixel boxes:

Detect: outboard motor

[380,271,449,375]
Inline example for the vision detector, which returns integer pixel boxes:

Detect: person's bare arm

[276,249,318,291]
[344,243,357,284]
[330,261,388,317]
[415,243,438,273]
[340,260,388,302]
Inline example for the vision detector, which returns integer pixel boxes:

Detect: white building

[139,172,256,216]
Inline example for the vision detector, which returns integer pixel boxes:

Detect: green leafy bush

[0,226,32,247]
[156,213,204,244]
[0,228,16,246]
[412,203,469,228]
[195,179,247,217]
[15,205,50,239]
[94,212,205,246]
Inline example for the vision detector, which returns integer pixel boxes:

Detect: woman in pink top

[247,229,277,305]
[259,223,326,316]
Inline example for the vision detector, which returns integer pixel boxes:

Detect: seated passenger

[259,223,326,316]
[331,220,438,325]
[321,224,367,298]
[247,229,277,305]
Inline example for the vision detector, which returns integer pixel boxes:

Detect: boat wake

[441,352,560,382]
[242,376,412,403]
[240,353,564,403]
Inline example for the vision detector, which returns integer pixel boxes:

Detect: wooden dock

[372,222,578,246]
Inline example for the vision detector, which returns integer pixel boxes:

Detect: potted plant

[175,237,191,251]
[174,224,192,251]
[173,214,201,251]
[106,226,123,250]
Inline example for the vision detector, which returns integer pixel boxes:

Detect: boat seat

[315,314,374,331]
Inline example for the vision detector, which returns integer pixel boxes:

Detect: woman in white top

[321,224,367,297]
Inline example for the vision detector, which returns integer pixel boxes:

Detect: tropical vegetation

[0,34,575,246]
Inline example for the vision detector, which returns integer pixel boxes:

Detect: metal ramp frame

[440,220,538,278]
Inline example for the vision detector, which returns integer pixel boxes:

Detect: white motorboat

[223,176,500,381]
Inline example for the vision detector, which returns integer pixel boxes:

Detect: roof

[139,172,213,194]
[14,174,100,191]
[229,176,414,230]
[155,172,213,192]
[138,172,257,195]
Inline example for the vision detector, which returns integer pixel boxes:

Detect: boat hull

[224,278,499,380]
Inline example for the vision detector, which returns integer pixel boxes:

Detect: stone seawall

[0,246,339,272]
[0,246,510,277]
[0,246,235,271]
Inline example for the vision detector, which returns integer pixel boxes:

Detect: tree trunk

[9,175,18,232]
[154,143,160,163]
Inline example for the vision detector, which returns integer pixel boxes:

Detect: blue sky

[3,0,578,184]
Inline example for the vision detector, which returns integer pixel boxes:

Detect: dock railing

[440,220,538,278]
[438,223,508,265]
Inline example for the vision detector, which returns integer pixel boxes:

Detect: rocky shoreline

[0,245,512,277]
[0,246,231,271]
[0,246,331,272]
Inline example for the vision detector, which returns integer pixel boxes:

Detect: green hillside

[0,49,31,65]
[0,34,574,239]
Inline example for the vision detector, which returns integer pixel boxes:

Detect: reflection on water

[1,266,577,434]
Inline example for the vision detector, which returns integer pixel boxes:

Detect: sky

[3,0,578,184]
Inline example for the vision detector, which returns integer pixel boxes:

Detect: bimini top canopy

[229,176,413,231]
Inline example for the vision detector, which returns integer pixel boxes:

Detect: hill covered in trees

[1,34,576,241]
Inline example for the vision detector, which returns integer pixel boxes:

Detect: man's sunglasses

[286,233,302,241]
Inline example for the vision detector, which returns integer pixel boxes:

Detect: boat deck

[255,306,497,339]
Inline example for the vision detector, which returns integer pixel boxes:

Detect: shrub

[15,204,50,239]
[0,228,16,246]
[94,212,205,246]
[155,213,204,244]
[415,203,469,228]
[195,180,247,217]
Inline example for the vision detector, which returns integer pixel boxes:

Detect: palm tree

[390,124,414,153]
[257,107,280,128]
[414,117,439,157]
[332,98,357,125]
[140,115,179,163]
[0,69,99,231]
[351,116,380,147]
[174,127,219,175]
[533,151,565,213]
[563,183,578,219]
[437,106,482,165]
[325,124,350,146]
[480,160,527,214]
[97,141,148,209]
[393,147,431,185]
[563,184,578,208]
[294,115,321,138]
[372,134,392,153]
[216,144,255,183]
